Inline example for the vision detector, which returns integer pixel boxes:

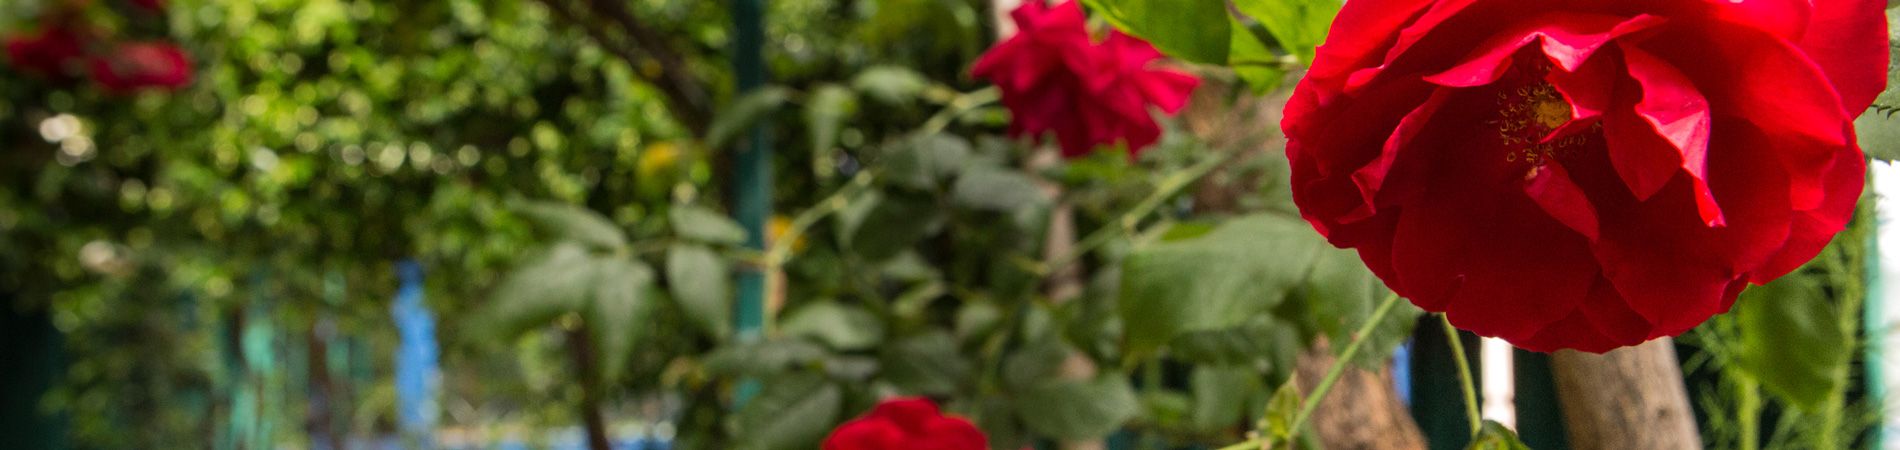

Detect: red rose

[130,0,164,11]
[971,0,1199,159]
[89,42,193,93]
[5,26,86,78]
[822,397,987,450]
[1284,0,1885,352]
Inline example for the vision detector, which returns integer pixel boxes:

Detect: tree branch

[537,0,713,135]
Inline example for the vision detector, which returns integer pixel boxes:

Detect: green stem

[760,171,876,268]
[918,87,1000,136]
[1213,293,1407,450]
[1737,376,1761,450]
[1439,314,1482,437]
[1037,152,1234,277]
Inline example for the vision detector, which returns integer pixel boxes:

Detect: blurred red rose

[971,0,1199,159]
[89,42,192,93]
[6,26,86,78]
[1284,0,1885,352]
[822,397,986,450]
[130,0,164,11]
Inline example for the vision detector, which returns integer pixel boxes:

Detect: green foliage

[1120,214,1320,355]
[1120,213,1418,365]
[666,244,733,340]
[1017,374,1142,440]
[1465,420,1533,450]
[1087,0,1340,91]
[1083,0,1232,64]
[672,204,750,245]
[1232,0,1340,63]
[1733,274,1848,409]
[779,301,886,351]
[1259,377,1303,443]
[732,373,844,450]
[1857,9,1900,160]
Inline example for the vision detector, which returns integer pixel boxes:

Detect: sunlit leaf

[1083,0,1232,64]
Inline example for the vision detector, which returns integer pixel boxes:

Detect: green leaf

[840,191,939,262]
[1227,16,1288,93]
[588,257,655,383]
[1857,9,1900,161]
[882,133,974,190]
[1260,376,1302,442]
[852,66,930,105]
[1232,0,1342,64]
[1084,0,1233,64]
[1734,275,1849,410]
[1119,214,1327,356]
[1465,420,1533,450]
[703,339,831,376]
[1189,367,1260,432]
[952,167,1049,212]
[1290,247,1421,367]
[1169,316,1301,373]
[780,301,886,351]
[733,373,844,450]
[879,332,972,395]
[806,84,857,154]
[1001,336,1075,391]
[510,200,626,251]
[666,243,732,340]
[476,243,598,340]
[706,86,793,150]
[671,204,748,245]
[1018,375,1141,440]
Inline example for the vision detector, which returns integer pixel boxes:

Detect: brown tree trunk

[568,327,613,450]
[1550,338,1701,450]
[1295,341,1429,450]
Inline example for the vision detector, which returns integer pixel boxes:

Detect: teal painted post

[0,301,68,450]
[730,0,770,405]
[1513,350,1569,449]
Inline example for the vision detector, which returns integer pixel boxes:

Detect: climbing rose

[971,0,1199,159]
[5,26,86,78]
[89,42,192,93]
[1284,0,1885,352]
[822,397,987,450]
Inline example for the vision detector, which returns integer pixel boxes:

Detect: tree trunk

[1550,339,1701,450]
[568,327,613,450]
[1295,341,1429,450]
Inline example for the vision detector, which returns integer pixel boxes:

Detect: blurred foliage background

[2,0,1895,449]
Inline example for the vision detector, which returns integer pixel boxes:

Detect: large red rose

[971,0,1199,159]
[88,42,193,93]
[822,397,987,450]
[5,26,86,78]
[1284,0,1885,352]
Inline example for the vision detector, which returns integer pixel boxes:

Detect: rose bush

[88,42,193,93]
[5,25,86,78]
[971,0,1199,159]
[821,397,987,450]
[1284,0,1886,351]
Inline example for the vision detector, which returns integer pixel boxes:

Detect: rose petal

[1797,0,1889,113]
